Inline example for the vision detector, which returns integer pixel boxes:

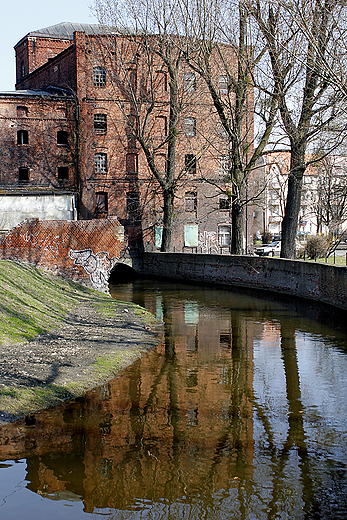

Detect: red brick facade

[0,217,124,292]
[0,22,255,254]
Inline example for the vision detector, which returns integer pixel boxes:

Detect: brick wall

[0,217,124,292]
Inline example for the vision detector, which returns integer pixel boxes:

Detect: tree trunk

[231,199,244,254]
[281,151,305,259]
[161,187,175,252]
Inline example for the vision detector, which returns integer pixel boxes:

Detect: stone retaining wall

[140,252,347,311]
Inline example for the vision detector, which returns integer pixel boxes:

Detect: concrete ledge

[140,252,347,311]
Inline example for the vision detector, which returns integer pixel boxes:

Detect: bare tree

[175,0,278,254]
[252,0,347,258]
[92,0,215,251]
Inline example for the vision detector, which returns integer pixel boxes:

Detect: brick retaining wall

[0,217,124,292]
[140,252,347,311]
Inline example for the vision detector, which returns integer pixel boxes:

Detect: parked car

[255,241,281,256]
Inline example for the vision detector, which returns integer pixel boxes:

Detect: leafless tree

[176,0,279,254]
[92,0,216,251]
[251,0,347,258]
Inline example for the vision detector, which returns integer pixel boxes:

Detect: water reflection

[0,280,347,519]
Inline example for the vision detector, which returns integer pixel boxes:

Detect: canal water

[0,279,347,519]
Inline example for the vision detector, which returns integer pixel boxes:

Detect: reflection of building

[0,22,256,251]
[0,287,255,512]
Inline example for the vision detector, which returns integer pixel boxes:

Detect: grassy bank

[0,261,162,422]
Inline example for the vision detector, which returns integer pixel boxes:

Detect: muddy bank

[0,261,163,423]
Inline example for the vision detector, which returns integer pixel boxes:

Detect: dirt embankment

[0,261,163,423]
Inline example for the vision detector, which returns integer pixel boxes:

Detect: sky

[0,0,98,92]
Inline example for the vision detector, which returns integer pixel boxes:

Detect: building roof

[0,87,74,99]
[16,22,116,45]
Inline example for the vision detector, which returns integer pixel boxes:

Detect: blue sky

[0,0,98,91]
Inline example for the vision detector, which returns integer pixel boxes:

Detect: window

[184,224,198,247]
[95,192,108,215]
[94,153,107,173]
[17,130,28,145]
[18,167,29,182]
[17,106,28,117]
[217,121,229,139]
[94,114,107,134]
[185,154,197,175]
[219,75,228,94]
[58,167,69,181]
[184,72,196,92]
[185,191,197,212]
[219,154,229,176]
[156,70,167,91]
[184,117,196,137]
[93,66,106,87]
[57,130,68,145]
[155,115,167,138]
[219,196,231,210]
[218,225,231,247]
[20,61,25,78]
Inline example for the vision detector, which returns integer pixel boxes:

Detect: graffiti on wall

[198,231,219,254]
[69,249,118,291]
[21,230,63,256]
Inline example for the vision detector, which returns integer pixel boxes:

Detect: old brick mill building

[0,22,255,254]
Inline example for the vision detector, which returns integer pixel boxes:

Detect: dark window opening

[58,167,69,181]
[57,131,68,145]
[94,114,107,134]
[17,130,28,145]
[219,197,231,210]
[93,66,106,87]
[94,153,107,173]
[185,191,197,212]
[184,117,196,137]
[185,154,197,174]
[95,192,108,215]
[18,167,29,182]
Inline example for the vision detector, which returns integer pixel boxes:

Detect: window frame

[17,130,28,145]
[94,113,107,134]
[184,117,196,137]
[94,152,108,174]
[93,66,107,87]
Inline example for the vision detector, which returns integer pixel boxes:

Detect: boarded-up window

[218,225,231,246]
[155,225,163,248]
[184,224,198,247]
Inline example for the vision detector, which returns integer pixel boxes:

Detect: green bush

[305,235,329,259]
